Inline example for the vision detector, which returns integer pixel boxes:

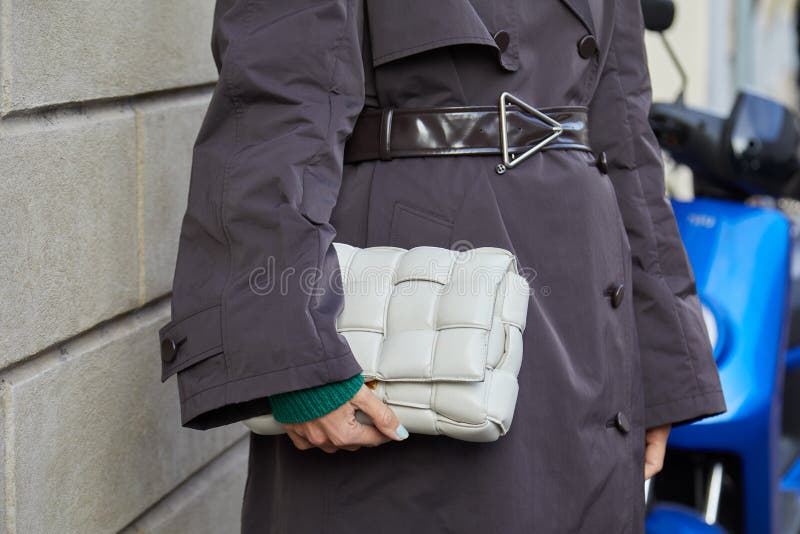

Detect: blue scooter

[642,1,800,533]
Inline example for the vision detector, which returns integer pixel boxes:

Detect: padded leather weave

[243,243,531,442]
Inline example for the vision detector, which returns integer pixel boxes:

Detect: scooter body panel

[647,503,729,533]
[663,198,791,533]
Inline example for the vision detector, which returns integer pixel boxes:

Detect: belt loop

[379,107,394,161]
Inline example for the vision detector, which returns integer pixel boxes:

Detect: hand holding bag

[243,242,531,442]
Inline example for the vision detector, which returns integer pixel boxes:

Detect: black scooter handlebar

[649,92,800,199]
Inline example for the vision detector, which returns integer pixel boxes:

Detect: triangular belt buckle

[496,91,564,175]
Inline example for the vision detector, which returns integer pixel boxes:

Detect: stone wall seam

[137,109,147,306]
[1,378,16,534]
[119,436,249,533]
[0,0,12,114]
[0,298,170,385]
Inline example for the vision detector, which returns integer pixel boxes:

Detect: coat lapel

[559,0,596,35]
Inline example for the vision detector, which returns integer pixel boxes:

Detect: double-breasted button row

[605,411,631,434]
[611,284,624,308]
[614,412,631,433]
[605,283,625,308]
[493,30,511,53]
[577,34,598,59]
[596,151,608,174]
[491,29,520,71]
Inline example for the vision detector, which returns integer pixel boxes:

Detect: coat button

[577,34,598,58]
[596,151,609,174]
[161,337,180,363]
[610,284,625,308]
[614,412,631,434]
[493,30,511,53]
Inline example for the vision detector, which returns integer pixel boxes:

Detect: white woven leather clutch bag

[243,242,531,442]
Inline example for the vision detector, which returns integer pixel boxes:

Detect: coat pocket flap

[159,305,223,382]
[366,0,516,70]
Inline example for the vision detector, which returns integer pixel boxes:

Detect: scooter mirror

[642,0,685,103]
[641,0,675,32]
[726,92,800,196]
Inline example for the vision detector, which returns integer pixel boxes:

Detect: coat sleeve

[587,0,727,430]
[158,0,366,430]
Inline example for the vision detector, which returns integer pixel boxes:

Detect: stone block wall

[0,2,250,532]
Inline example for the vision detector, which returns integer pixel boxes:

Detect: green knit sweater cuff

[268,373,365,424]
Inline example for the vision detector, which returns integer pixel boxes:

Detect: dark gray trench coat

[158,0,728,531]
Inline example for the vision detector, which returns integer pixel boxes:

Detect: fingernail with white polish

[396,424,409,440]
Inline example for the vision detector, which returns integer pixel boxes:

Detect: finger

[351,387,408,441]
[644,432,668,480]
[644,443,665,479]
[348,421,395,447]
[644,458,662,480]
[319,414,378,451]
[303,426,339,454]
[317,415,382,449]
[306,436,339,454]
[286,429,314,451]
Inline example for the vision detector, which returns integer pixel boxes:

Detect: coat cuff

[269,373,365,423]
[644,388,727,429]
[178,351,364,430]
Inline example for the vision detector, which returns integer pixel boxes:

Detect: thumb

[351,386,409,441]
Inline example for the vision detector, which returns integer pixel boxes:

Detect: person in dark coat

[158,0,727,531]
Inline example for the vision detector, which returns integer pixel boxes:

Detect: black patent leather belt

[343,92,591,174]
